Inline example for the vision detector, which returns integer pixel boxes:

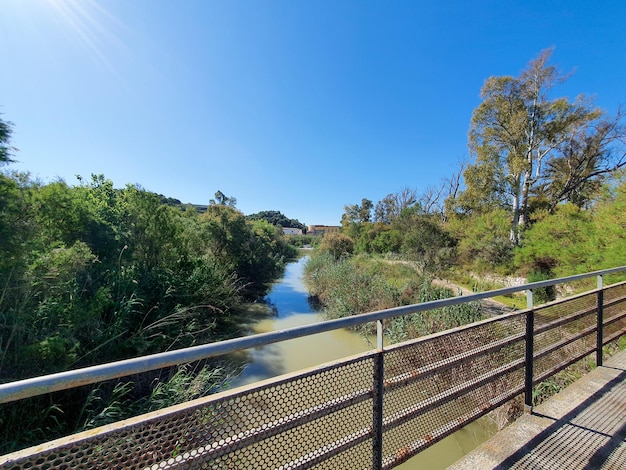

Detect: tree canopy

[246,210,306,231]
[451,48,626,245]
[209,190,237,207]
[0,115,16,164]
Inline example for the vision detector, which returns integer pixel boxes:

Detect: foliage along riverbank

[304,251,483,343]
[0,170,297,452]
[336,50,626,289]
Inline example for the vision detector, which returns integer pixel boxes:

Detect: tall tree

[374,187,418,223]
[209,190,237,207]
[341,198,373,226]
[539,109,626,211]
[459,49,613,245]
[359,198,373,223]
[0,115,16,164]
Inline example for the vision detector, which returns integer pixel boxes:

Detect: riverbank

[383,259,515,316]
[228,255,498,469]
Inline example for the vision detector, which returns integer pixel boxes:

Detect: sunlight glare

[42,0,131,75]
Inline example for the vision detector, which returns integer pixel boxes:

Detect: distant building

[192,204,208,214]
[307,225,341,236]
[282,227,303,235]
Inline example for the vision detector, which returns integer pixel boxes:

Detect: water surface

[231,255,496,469]
[231,256,373,386]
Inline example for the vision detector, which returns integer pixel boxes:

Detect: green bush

[0,172,295,451]
[526,269,556,304]
[317,232,354,260]
[305,254,483,340]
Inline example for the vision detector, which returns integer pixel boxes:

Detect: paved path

[449,349,626,469]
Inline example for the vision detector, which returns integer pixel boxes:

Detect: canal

[231,255,496,469]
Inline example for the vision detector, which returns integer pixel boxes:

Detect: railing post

[597,275,604,367]
[524,289,534,413]
[372,319,384,470]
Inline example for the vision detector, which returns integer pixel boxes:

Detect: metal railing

[1,266,626,469]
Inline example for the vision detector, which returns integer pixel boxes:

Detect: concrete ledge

[449,349,626,469]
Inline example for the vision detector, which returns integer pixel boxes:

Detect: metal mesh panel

[2,278,626,470]
[380,314,526,466]
[1,355,375,470]
[533,293,597,380]
[603,283,626,342]
[534,291,597,327]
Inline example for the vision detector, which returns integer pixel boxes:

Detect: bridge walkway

[450,348,626,469]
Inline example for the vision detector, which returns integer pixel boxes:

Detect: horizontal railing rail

[1,265,625,470]
[2,266,625,405]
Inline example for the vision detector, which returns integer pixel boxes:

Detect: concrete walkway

[449,349,626,469]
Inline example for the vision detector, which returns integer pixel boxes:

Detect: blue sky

[1,1,625,226]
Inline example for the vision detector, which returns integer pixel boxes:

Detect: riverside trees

[0,122,296,450]
[340,190,455,276]
[0,172,295,380]
[330,50,626,277]
[452,48,626,245]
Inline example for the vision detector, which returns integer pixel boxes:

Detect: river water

[230,255,495,469]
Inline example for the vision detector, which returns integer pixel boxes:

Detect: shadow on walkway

[449,350,626,469]
[494,368,626,469]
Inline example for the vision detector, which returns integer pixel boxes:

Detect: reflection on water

[263,256,318,318]
[229,255,495,469]
[230,256,373,387]
[235,314,375,385]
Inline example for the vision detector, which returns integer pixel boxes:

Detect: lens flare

[42,0,131,75]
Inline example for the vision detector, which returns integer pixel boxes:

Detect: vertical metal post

[597,275,604,367]
[372,319,384,470]
[524,290,534,413]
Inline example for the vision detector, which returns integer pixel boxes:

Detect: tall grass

[77,363,229,431]
[0,362,234,454]
[305,253,483,341]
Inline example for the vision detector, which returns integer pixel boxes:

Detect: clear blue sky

[1,1,625,226]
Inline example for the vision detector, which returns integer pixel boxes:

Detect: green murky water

[231,256,495,469]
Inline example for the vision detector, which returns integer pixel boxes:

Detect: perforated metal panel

[380,314,526,467]
[533,291,598,382]
[603,282,626,342]
[1,283,625,470]
[1,355,376,469]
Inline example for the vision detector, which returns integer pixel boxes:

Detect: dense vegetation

[0,126,296,450]
[0,174,295,379]
[305,254,482,343]
[334,50,626,283]
[306,50,626,347]
[246,210,307,232]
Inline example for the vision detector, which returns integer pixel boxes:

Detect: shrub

[317,232,354,260]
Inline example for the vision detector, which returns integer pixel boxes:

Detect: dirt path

[431,278,513,317]
[386,260,513,317]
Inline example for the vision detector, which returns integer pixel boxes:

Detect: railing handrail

[1,265,625,404]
